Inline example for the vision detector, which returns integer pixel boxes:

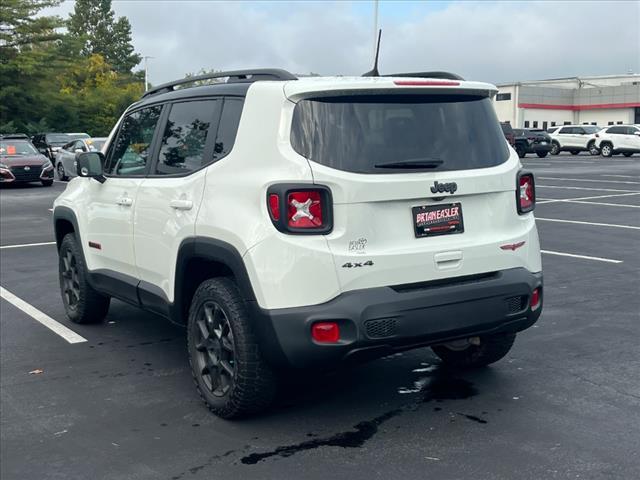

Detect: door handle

[116,196,133,207]
[169,199,193,211]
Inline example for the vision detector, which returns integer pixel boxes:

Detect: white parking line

[524,163,551,166]
[539,177,640,185]
[541,250,623,264]
[537,192,640,204]
[538,185,639,193]
[553,199,640,209]
[0,286,87,344]
[0,241,56,250]
[537,217,640,230]
[602,175,640,179]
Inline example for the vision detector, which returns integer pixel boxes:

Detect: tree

[68,0,141,74]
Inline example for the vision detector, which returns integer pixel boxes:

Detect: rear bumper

[250,267,543,369]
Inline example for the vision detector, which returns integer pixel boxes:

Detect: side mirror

[77,151,106,183]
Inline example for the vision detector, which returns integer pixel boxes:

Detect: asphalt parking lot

[1,152,639,480]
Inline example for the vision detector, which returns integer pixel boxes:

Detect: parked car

[32,133,73,161]
[500,122,515,147]
[594,125,640,157]
[549,125,600,155]
[0,138,54,186]
[53,69,543,419]
[0,133,30,140]
[55,137,107,181]
[513,128,553,158]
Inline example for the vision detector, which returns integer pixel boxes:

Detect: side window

[63,141,75,151]
[155,100,221,175]
[574,127,585,134]
[106,106,162,176]
[75,141,87,152]
[213,98,244,160]
[607,126,622,134]
[558,127,570,134]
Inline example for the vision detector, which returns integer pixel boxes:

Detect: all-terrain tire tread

[187,278,276,419]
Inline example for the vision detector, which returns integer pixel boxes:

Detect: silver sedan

[55,137,106,181]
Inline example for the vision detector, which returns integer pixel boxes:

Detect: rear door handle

[116,196,133,207]
[169,199,193,211]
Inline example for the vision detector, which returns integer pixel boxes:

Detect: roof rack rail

[382,71,465,81]
[142,68,298,99]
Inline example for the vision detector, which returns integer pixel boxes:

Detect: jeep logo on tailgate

[430,181,457,194]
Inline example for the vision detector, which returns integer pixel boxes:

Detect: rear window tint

[291,94,509,174]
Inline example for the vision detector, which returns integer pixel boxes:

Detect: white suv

[549,124,601,155]
[594,125,640,157]
[53,69,543,418]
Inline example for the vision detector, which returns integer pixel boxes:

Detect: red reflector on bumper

[311,322,340,343]
[530,287,541,310]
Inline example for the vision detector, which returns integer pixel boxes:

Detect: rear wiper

[374,158,444,169]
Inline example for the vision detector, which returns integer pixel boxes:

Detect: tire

[570,150,579,155]
[536,152,548,158]
[57,162,68,181]
[41,179,53,187]
[187,277,276,419]
[623,152,633,157]
[58,233,110,324]
[431,332,516,369]
[600,143,613,157]
[588,142,600,156]
[515,144,526,158]
[550,142,560,155]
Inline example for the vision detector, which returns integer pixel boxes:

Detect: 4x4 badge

[342,260,374,268]
[430,181,457,194]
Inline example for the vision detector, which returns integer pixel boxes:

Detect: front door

[84,105,163,281]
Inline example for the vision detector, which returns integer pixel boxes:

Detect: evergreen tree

[68,0,141,74]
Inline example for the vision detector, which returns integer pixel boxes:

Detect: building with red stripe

[493,74,640,129]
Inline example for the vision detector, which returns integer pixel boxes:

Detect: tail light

[517,171,535,214]
[267,184,333,234]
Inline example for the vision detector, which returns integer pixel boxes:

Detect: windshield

[0,141,38,156]
[291,94,509,173]
[46,134,71,144]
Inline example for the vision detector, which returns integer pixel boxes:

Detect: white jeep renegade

[53,69,543,418]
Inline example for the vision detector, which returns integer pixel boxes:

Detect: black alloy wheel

[193,301,236,397]
[61,249,81,310]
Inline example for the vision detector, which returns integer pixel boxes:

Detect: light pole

[143,56,154,91]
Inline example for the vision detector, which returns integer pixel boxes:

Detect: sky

[44,0,640,86]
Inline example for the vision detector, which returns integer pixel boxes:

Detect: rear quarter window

[291,94,509,174]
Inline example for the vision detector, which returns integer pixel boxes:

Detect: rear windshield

[291,94,509,174]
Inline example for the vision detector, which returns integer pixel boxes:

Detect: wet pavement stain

[240,408,403,465]
[420,373,478,403]
[457,413,487,424]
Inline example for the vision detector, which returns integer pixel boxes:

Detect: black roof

[134,82,252,110]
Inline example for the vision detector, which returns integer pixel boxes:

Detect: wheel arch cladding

[173,237,257,325]
[53,207,80,251]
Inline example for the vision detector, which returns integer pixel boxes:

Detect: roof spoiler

[382,71,465,81]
